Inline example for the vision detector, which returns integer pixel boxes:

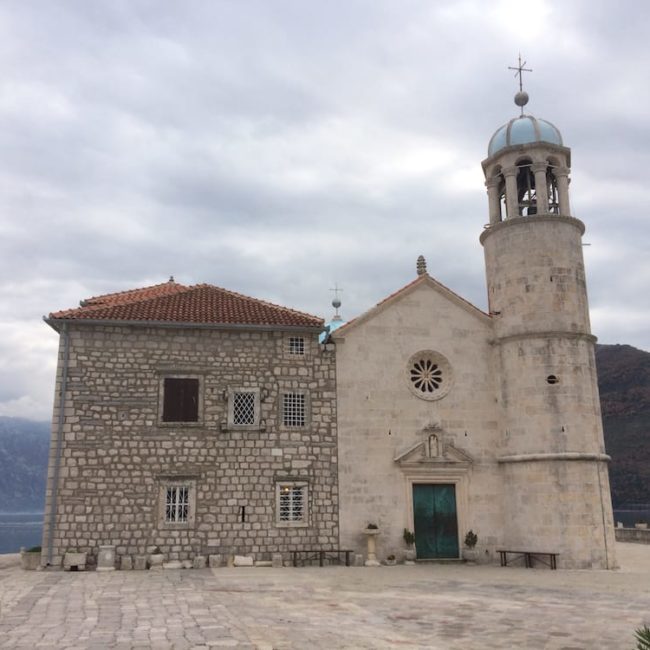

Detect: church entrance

[412,483,459,559]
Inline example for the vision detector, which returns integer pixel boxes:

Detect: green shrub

[635,625,650,650]
[26,546,41,553]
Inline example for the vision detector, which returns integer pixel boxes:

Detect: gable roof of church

[333,273,490,337]
[47,281,324,330]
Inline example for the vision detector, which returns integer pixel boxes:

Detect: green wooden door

[412,484,459,559]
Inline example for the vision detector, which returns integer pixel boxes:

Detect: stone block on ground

[163,560,183,570]
[209,554,223,568]
[133,555,147,570]
[182,560,193,569]
[120,555,133,570]
[193,555,207,569]
[272,553,283,568]
[233,555,254,567]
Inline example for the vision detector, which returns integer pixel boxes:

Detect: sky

[1,0,649,421]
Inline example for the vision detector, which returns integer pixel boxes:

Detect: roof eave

[44,317,324,334]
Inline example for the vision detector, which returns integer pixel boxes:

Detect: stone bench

[498,549,558,570]
[292,549,353,567]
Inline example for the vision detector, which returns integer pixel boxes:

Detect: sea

[0,513,44,554]
[0,506,647,556]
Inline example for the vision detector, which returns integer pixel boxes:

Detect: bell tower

[480,61,616,569]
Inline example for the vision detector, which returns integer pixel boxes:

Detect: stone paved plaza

[1,543,649,649]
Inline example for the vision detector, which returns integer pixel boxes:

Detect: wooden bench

[498,550,558,570]
[292,549,353,567]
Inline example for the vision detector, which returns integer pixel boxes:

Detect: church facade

[41,93,616,570]
[334,98,616,569]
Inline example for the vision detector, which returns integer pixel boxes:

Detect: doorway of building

[412,483,459,559]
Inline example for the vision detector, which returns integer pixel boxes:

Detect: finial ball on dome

[332,297,341,309]
[514,91,529,107]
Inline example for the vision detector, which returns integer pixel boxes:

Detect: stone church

[42,90,616,570]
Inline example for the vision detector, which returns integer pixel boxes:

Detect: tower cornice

[480,214,585,245]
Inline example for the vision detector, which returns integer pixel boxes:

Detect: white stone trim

[227,387,261,430]
[275,481,309,528]
[158,479,197,529]
[157,374,204,427]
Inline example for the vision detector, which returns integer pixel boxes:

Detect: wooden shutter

[163,378,199,422]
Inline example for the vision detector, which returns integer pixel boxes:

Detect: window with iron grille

[288,336,305,355]
[227,388,260,428]
[165,486,189,523]
[233,392,256,425]
[162,377,199,422]
[283,392,306,427]
[277,483,307,525]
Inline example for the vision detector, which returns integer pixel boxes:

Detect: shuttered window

[162,378,199,422]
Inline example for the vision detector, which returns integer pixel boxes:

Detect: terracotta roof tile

[50,282,323,329]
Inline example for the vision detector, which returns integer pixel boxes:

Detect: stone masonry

[42,320,338,568]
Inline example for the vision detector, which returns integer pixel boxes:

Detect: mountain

[0,344,648,512]
[596,344,650,507]
[0,417,50,512]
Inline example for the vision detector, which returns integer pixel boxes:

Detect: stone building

[42,282,338,567]
[333,93,617,569]
[42,88,616,571]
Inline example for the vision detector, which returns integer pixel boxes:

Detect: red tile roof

[49,281,323,329]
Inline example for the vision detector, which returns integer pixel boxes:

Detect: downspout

[46,321,70,566]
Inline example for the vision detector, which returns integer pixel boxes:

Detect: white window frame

[158,480,196,528]
[281,391,307,428]
[288,336,305,356]
[276,481,309,527]
[227,387,261,429]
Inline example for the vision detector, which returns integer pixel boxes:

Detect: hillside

[0,417,50,512]
[0,344,648,512]
[596,344,650,507]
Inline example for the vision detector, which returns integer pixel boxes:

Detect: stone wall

[334,280,503,563]
[42,324,338,567]
[615,527,650,545]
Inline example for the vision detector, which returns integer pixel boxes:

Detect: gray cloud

[1,0,649,419]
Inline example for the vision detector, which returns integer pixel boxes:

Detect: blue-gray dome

[488,115,563,157]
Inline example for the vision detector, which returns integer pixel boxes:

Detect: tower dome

[487,114,563,157]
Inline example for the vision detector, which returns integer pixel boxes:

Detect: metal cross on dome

[508,53,532,92]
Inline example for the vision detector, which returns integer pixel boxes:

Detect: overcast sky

[1,0,649,421]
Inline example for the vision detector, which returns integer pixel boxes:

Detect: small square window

[288,336,305,356]
[159,480,196,528]
[283,392,305,427]
[227,388,261,429]
[233,392,255,425]
[276,482,308,526]
[162,378,199,422]
[165,486,189,523]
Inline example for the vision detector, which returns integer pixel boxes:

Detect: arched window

[546,158,561,214]
[515,158,536,216]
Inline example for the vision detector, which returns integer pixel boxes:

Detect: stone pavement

[1,543,649,649]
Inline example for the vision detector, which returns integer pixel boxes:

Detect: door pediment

[394,434,473,468]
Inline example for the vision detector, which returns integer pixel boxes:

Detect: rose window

[406,351,452,401]
[410,358,443,393]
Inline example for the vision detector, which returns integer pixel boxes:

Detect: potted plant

[462,530,478,563]
[403,529,416,563]
[363,524,380,566]
[20,545,42,571]
[384,554,397,566]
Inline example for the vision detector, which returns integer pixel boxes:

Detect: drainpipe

[46,321,70,566]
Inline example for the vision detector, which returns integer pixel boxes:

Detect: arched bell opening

[486,165,506,224]
[546,157,561,215]
[515,158,536,216]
